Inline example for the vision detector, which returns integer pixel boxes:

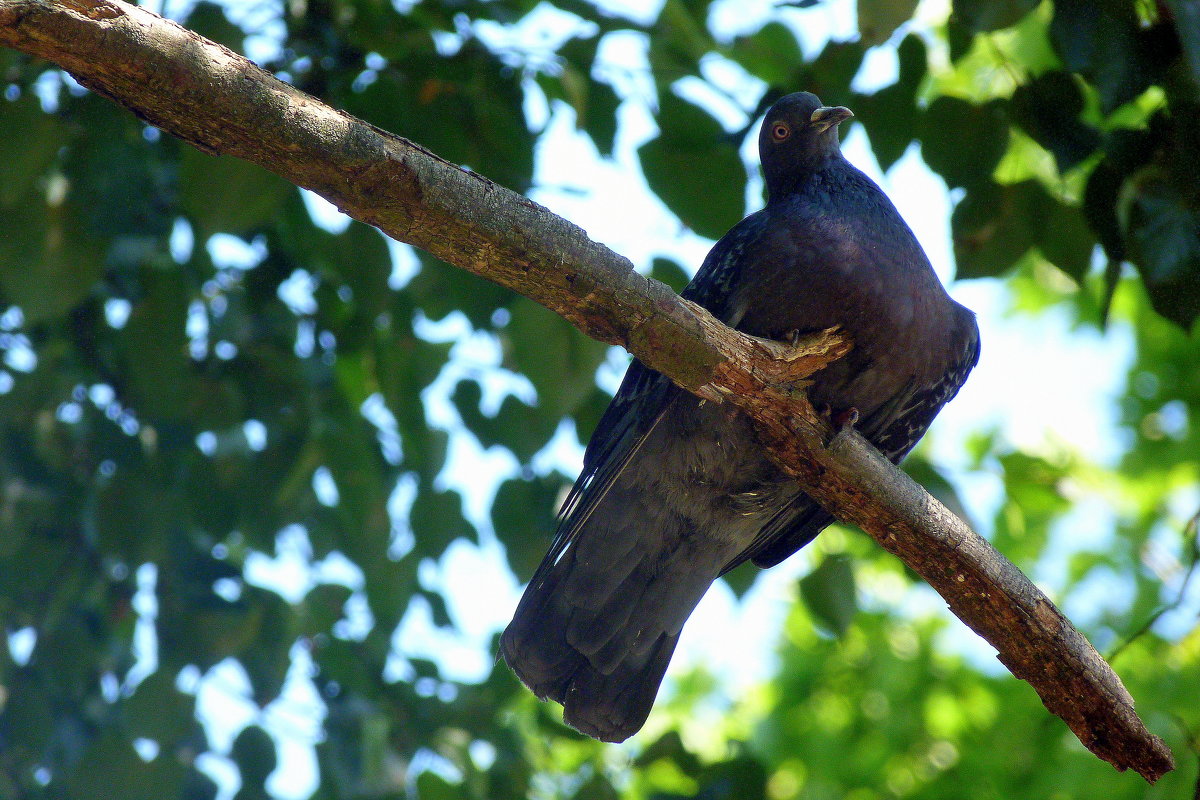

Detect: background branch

[0,0,1174,781]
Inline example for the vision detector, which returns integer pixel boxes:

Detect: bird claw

[822,405,859,448]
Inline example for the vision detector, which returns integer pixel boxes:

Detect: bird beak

[810,105,854,133]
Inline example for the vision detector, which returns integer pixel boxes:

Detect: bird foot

[821,404,859,447]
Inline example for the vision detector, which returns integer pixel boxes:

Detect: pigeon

[500,91,980,742]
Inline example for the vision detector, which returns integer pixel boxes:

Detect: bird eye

[771,123,791,142]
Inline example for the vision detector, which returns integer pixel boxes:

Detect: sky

[129,0,1158,797]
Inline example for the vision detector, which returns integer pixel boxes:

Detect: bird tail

[500,521,720,742]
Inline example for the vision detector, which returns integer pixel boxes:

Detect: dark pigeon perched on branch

[501,92,980,742]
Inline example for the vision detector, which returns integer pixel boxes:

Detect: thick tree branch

[0,0,1174,781]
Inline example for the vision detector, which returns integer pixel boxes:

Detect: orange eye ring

[771,123,791,142]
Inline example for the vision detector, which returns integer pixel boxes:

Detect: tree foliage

[1,0,1198,797]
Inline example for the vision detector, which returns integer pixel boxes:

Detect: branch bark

[0,0,1175,782]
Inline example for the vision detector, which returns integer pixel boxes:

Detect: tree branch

[0,0,1175,781]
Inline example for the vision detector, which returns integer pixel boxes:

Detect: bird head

[758,92,854,199]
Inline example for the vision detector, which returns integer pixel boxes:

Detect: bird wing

[740,313,981,569]
[535,213,772,575]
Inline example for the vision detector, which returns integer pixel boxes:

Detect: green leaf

[492,474,567,582]
[799,553,857,637]
[638,92,746,240]
[918,96,1009,189]
[502,298,608,418]
[342,42,534,192]
[0,187,104,323]
[451,379,558,463]
[232,726,278,785]
[1169,0,1200,83]
[951,181,1035,279]
[1035,196,1095,283]
[406,250,516,327]
[648,256,691,293]
[727,22,803,88]
[1123,169,1200,329]
[184,1,246,54]
[65,733,187,800]
[1009,71,1101,173]
[63,93,174,237]
[180,149,292,237]
[0,95,63,204]
[852,35,927,171]
[410,488,475,559]
[952,0,1038,32]
[858,0,920,47]
[125,670,197,744]
[119,268,196,420]
[1050,0,1174,113]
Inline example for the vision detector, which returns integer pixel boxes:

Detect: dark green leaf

[407,250,515,326]
[503,298,608,418]
[232,726,278,785]
[1169,0,1200,83]
[1124,169,1200,329]
[852,35,927,171]
[638,92,745,240]
[918,96,1008,189]
[125,670,197,744]
[119,268,196,420]
[799,553,857,637]
[65,732,188,800]
[0,94,63,204]
[648,256,691,293]
[951,181,1035,278]
[184,1,246,54]
[0,188,104,323]
[180,149,292,237]
[1050,0,1175,113]
[952,0,1038,32]
[1009,71,1101,173]
[410,488,475,559]
[492,474,566,582]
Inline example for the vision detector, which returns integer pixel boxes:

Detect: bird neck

[763,150,845,203]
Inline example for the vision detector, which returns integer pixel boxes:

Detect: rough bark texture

[0,0,1175,781]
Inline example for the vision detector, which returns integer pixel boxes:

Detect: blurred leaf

[492,474,567,582]
[951,181,1034,278]
[1123,168,1200,329]
[1050,0,1175,113]
[503,298,608,418]
[0,187,104,323]
[1169,0,1200,82]
[120,268,197,419]
[1009,71,1101,173]
[918,96,1008,189]
[233,726,278,786]
[852,34,927,171]
[0,94,63,204]
[727,22,803,88]
[799,553,857,637]
[65,732,187,800]
[125,669,196,744]
[185,1,246,54]
[410,488,475,560]
[343,41,534,192]
[952,0,1038,32]
[858,0,920,46]
[407,250,515,326]
[648,256,691,293]
[180,149,292,237]
[638,92,746,240]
